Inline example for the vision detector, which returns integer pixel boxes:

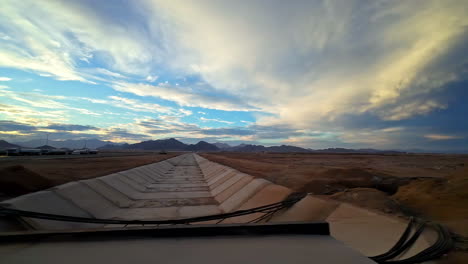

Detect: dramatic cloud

[378,100,448,121]
[149,0,468,127]
[0,0,467,151]
[0,1,167,81]
[0,120,37,132]
[0,120,149,143]
[112,82,257,112]
[0,86,101,119]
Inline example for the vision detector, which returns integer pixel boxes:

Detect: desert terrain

[200,153,468,233]
[201,152,468,263]
[1,151,467,262]
[0,152,179,199]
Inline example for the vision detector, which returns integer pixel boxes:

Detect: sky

[0,0,467,151]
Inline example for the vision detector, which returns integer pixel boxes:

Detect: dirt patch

[0,165,53,196]
[393,167,468,237]
[201,152,468,235]
[200,152,461,195]
[328,188,403,215]
[298,168,413,194]
[0,152,179,197]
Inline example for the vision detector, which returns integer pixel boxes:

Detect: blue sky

[0,0,467,151]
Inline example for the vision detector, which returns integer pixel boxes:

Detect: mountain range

[1,138,417,153]
[99,139,221,152]
[98,138,396,153]
[12,139,119,149]
[98,140,414,153]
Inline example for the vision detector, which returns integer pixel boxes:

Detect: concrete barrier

[53,181,118,218]
[219,179,271,212]
[0,191,102,230]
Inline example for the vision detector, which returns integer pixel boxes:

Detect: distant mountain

[213,142,231,149]
[36,145,56,150]
[267,145,310,153]
[7,137,415,154]
[186,141,219,151]
[0,140,19,149]
[228,144,268,152]
[128,138,220,152]
[14,139,116,149]
[128,138,187,150]
[125,138,221,152]
[98,143,130,150]
[226,144,309,153]
[224,144,404,153]
[311,148,406,154]
[312,148,358,153]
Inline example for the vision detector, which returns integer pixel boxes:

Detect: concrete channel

[0,154,291,229]
[0,153,436,261]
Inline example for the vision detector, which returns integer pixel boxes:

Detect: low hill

[213,142,231,149]
[267,145,310,153]
[227,144,309,153]
[36,145,56,150]
[0,140,19,149]
[98,143,129,150]
[312,148,405,154]
[128,138,220,151]
[186,141,219,151]
[128,138,187,150]
[229,144,268,152]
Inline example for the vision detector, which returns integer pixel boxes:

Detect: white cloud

[93,68,127,79]
[378,127,406,133]
[81,95,193,117]
[112,81,256,111]
[146,75,158,82]
[0,86,101,118]
[379,100,447,121]
[0,103,68,124]
[0,33,12,40]
[424,134,463,140]
[179,108,192,116]
[200,117,234,125]
[0,77,12,81]
[0,0,167,82]
[99,95,174,115]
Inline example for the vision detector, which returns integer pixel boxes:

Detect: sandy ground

[201,152,468,263]
[200,153,468,229]
[0,152,179,198]
[201,152,467,193]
